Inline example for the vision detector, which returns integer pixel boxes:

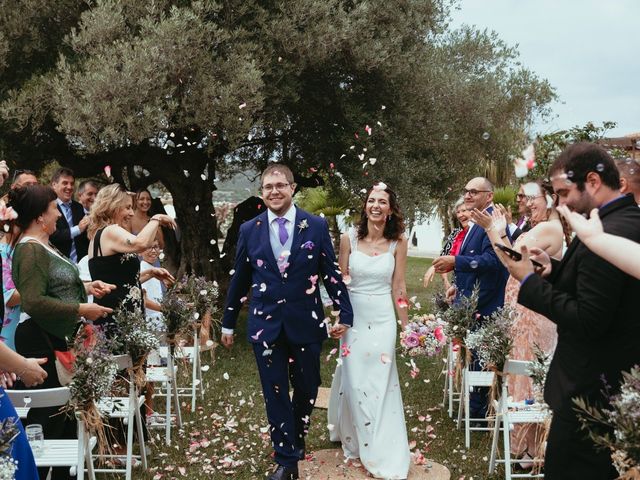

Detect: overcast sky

[450,0,639,137]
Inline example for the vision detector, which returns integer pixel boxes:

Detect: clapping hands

[558,206,602,243]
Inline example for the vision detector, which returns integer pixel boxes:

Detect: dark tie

[62,202,78,262]
[275,217,289,245]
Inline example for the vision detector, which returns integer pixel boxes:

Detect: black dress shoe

[268,464,299,480]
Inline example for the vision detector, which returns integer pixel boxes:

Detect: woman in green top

[9,185,114,480]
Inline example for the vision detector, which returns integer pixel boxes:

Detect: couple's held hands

[330,323,348,339]
[79,303,113,321]
[494,244,552,281]
[432,255,455,274]
[86,280,116,298]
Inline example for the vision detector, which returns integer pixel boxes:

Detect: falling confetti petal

[104,165,112,178]
[380,353,391,364]
[239,103,247,109]
[222,372,230,380]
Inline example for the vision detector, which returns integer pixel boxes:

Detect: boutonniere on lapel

[297,219,309,233]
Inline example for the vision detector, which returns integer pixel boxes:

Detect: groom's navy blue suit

[223,206,353,467]
[454,207,509,417]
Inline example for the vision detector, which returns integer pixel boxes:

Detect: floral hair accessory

[372,182,387,191]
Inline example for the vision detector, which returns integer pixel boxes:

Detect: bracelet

[150,217,160,222]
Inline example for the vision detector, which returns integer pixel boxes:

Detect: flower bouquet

[574,366,640,479]
[464,305,515,372]
[69,327,117,460]
[110,288,160,387]
[400,314,447,357]
[527,343,552,404]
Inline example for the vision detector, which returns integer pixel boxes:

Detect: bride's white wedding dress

[328,228,410,479]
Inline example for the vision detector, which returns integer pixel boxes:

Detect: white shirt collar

[267,204,297,225]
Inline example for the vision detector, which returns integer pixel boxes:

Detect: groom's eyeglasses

[463,188,491,197]
[261,182,290,193]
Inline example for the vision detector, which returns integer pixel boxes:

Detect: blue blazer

[222,208,353,344]
[453,215,508,317]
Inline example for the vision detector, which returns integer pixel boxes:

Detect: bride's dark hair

[357,182,405,241]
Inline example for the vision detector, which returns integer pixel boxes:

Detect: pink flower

[434,325,446,343]
[402,332,421,349]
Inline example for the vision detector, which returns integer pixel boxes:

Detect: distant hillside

[214,172,260,204]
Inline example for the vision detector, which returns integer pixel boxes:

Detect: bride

[328,181,411,479]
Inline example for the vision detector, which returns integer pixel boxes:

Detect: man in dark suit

[221,163,353,480]
[433,177,509,418]
[496,143,640,479]
[49,167,89,262]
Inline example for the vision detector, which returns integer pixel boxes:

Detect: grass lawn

[136,256,502,479]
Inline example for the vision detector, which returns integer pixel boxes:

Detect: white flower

[297,219,309,233]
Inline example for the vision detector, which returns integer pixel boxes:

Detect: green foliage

[527,121,617,180]
[493,185,518,217]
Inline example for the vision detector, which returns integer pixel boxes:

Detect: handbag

[40,325,87,387]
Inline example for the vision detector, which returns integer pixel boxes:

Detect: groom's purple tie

[275,217,289,245]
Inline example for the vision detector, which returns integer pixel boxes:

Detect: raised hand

[152,214,177,230]
[153,267,176,286]
[496,203,513,225]
[490,208,507,234]
[470,208,492,230]
[558,206,603,243]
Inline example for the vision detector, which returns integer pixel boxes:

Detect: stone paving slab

[300,449,451,480]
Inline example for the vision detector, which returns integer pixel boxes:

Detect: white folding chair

[162,324,214,412]
[488,359,551,479]
[145,350,182,445]
[442,341,461,417]
[93,355,147,479]
[5,387,96,480]
[457,365,495,449]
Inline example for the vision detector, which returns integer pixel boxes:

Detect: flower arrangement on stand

[441,286,480,367]
[183,275,220,344]
[161,284,195,344]
[574,366,640,479]
[0,416,18,479]
[464,304,515,412]
[110,287,160,388]
[400,314,447,357]
[69,326,118,460]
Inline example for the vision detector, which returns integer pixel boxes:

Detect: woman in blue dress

[0,341,48,479]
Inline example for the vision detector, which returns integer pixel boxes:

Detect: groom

[221,163,353,480]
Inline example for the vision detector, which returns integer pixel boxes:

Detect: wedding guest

[423,197,470,288]
[614,157,640,204]
[10,169,38,190]
[88,184,175,338]
[558,205,640,280]
[0,341,48,480]
[9,185,113,480]
[131,189,165,246]
[496,143,640,480]
[49,168,89,263]
[472,179,565,463]
[433,177,509,420]
[510,184,529,241]
[1,224,20,350]
[140,239,166,340]
[77,180,99,214]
